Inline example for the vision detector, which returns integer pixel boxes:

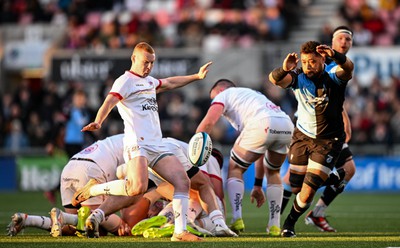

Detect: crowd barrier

[223,156,400,192]
[1,155,399,192]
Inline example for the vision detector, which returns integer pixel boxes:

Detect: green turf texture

[0,191,399,248]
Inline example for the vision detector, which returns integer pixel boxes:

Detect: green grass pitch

[0,191,399,248]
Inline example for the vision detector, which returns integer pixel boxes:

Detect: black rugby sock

[281,189,293,214]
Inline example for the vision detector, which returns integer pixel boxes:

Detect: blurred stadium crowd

[1,0,400,154]
[0,0,300,50]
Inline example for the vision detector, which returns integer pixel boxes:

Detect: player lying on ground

[6,134,140,237]
[72,137,237,238]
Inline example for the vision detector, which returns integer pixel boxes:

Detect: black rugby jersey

[287,68,348,139]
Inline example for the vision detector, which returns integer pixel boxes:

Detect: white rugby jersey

[72,134,125,180]
[211,87,290,132]
[110,71,163,146]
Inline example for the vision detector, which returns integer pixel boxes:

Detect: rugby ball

[188,132,213,167]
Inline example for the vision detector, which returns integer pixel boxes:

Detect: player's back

[72,134,125,171]
[212,87,290,131]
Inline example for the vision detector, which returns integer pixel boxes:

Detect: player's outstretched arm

[81,94,119,132]
[157,61,213,93]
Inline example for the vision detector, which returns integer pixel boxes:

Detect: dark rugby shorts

[288,128,344,170]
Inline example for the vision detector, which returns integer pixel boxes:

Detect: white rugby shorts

[147,142,193,186]
[123,144,173,168]
[60,160,107,207]
[235,116,294,154]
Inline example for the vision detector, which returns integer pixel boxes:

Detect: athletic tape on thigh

[289,173,305,188]
[303,172,325,191]
[186,166,200,179]
[308,159,331,175]
[230,149,252,169]
[264,156,281,170]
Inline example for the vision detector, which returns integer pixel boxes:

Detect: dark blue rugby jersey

[325,58,337,73]
[287,67,348,139]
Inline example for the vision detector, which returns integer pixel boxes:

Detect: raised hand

[283,53,298,71]
[316,44,334,58]
[197,61,213,80]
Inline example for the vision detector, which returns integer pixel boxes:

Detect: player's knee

[230,150,252,169]
[343,161,356,180]
[264,156,281,171]
[303,172,325,191]
[126,182,147,196]
[171,173,190,192]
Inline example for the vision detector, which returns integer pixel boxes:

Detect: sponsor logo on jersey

[79,144,99,154]
[142,97,158,111]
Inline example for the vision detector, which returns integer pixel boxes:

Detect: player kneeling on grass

[75,137,237,238]
[6,134,145,237]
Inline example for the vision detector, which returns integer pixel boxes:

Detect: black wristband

[332,49,347,65]
[254,178,263,187]
[271,67,289,81]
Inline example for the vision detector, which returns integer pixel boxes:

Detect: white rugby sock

[209,209,228,228]
[91,209,105,223]
[90,180,129,196]
[62,212,78,226]
[172,192,189,234]
[313,202,328,217]
[24,215,51,230]
[266,184,283,228]
[158,202,174,223]
[197,217,215,231]
[227,177,244,222]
